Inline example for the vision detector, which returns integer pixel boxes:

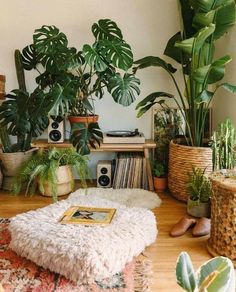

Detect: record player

[103,129,145,144]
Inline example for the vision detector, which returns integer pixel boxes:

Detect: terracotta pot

[41,165,74,197]
[153,177,168,191]
[68,115,99,126]
[168,140,212,202]
[187,198,211,218]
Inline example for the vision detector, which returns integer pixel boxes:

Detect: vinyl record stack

[112,153,148,189]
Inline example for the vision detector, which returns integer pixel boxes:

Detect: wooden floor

[0,184,212,291]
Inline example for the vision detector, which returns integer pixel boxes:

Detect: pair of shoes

[169,216,210,237]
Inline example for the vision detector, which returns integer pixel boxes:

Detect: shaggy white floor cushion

[9,195,157,284]
[68,187,162,209]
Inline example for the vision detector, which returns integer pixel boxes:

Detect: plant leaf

[82,44,108,72]
[34,25,68,54]
[107,73,140,106]
[216,82,236,93]
[133,56,177,74]
[176,252,196,292]
[99,39,133,71]
[92,19,123,40]
[195,90,214,104]
[22,44,39,70]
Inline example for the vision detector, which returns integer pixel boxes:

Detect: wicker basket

[207,171,236,266]
[168,140,213,202]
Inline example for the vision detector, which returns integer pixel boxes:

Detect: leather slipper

[192,217,211,237]
[170,216,197,237]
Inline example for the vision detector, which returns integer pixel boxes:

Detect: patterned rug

[0,219,152,292]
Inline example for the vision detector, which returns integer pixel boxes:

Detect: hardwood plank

[0,186,212,291]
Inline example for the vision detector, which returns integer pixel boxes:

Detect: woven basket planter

[207,171,236,266]
[168,140,213,202]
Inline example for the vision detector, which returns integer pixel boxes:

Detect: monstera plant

[18,19,140,155]
[135,0,236,147]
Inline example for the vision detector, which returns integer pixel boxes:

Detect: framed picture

[59,205,116,225]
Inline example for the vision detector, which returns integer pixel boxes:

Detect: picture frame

[59,205,116,225]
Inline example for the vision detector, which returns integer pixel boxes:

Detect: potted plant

[0,50,50,190]
[20,19,140,155]
[152,163,168,191]
[186,167,211,218]
[211,119,236,171]
[12,147,89,201]
[133,0,236,201]
[176,252,235,292]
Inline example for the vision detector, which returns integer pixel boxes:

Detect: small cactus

[14,49,26,92]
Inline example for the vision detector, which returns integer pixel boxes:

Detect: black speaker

[48,117,64,143]
[97,160,112,188]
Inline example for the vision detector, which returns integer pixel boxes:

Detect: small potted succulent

[152,163,168,191]
[12,147,89,201]
[187,166,211,218]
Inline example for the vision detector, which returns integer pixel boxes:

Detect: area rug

[68,187,162,209]
[0,219,152,292]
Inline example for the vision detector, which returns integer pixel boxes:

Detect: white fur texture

[10,195,157,284]
[68,187,162,209]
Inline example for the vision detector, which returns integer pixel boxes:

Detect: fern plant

[12,148,90,201]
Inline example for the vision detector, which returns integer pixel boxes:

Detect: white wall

[213,26,236,130]
[0,0,181,176]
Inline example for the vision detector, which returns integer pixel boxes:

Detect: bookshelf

[32,139,156,191]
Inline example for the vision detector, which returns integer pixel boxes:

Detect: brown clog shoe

[192,217,211,237]
[170,216,197,237]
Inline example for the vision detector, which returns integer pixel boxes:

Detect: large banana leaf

[33,25,68,54]
[190,0,233,13]
[193,1,236,40]
[92,19,123,40]
[107,73,140,106]
[99,39,133,71]
[179,0,196,38]
[134,56,177,74]
[136,92,174,117]
[192,55,232,84]
[82,44,108,72]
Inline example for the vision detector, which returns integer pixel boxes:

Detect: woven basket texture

[208,174,236,261]
[168,140,213,202]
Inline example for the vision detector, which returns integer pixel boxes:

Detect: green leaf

[22,44,39,70]
[176,252,196,292]
[82,44,108,72]
[164,32,184,64]
[136,91,173,110]
[190,0,233,13]
[193,1,236,40]
[198,257,233,292]
[179,0,196,38]
[71,122,103,155]
[192,55,232,84]
[133,56,177,73]
[99,39,133,71]
[107,73,140,106]
[92,19,123,40]
[195,90,214,104]
[34,25,68,54]
[175,25,215,54]
[217,82,236,93]
[136,100,165,118]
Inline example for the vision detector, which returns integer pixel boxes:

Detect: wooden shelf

[31,139,156,191]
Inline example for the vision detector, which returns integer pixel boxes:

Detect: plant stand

[207,171,236,267]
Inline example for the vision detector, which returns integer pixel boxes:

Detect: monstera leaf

[82,44,108,72]
[92,19,123,40]
[98,39,133,70]
[22,44,39,70]
[71,122,103,155]
[33,25,68,54]
[107,73,140,106]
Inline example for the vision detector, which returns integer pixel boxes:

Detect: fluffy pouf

[68,187,162,209]
[9,195,157,284]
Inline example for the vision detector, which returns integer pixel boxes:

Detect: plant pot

[187,198,210,218]
[41,165,74,197]
[168,140,212,202]
[0,148,38,191]
[153,177,168,191]
[68,115,99,127]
